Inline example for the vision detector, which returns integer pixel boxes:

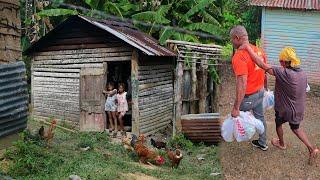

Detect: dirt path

[218,72,320,179]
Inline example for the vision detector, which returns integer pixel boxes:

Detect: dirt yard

[218,69,320,179]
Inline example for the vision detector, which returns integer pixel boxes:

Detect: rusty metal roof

[250,0,320,10]
[25,15,175,56]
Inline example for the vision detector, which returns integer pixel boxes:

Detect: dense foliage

[21,0,261,46]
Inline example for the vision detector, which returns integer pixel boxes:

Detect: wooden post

[131,49,139,135]
[174,61,183,133]
[31,58,34,117]
[102,62,108,129]
[190,54,197,114]
[199,55,208,113]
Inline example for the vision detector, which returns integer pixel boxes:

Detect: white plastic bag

[306,83,310,92]
[221,111,265,142]
[241,111,265,135]
[221,116,234,142]
[263,90,274,111]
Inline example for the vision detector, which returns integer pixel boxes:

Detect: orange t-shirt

[232,44,267,95]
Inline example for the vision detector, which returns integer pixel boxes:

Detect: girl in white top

[103,82,117,133]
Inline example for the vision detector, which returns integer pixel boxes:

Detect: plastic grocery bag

[221,117,234,142]
[263,90,274,111]
[306,83,310,92]
[221,111,265,142]
[241,111,265,135]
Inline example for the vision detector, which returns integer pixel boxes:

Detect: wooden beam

[199,55,208,113]
[34,51,132,61]
[131,49,139,135]
[33,56,131,65]
[174,61,183,134]
[138,80,172,90]
[190,54,197,114]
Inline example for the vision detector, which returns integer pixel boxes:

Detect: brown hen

[166,148,183,168]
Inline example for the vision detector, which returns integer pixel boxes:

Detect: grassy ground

[0,119,221,180]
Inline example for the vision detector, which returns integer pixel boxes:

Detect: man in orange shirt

[230,25,268,150]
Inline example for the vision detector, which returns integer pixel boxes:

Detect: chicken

[166,148,183,168]
[121,135,134,151]
[38,119,57,143]
[150,138,166,149]
[132,134,165,165]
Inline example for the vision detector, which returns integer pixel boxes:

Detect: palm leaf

[184,0,215,19]
[37,9,78,17]
[155,5,171,24]
[186,22,222,35]
[200,11,221,26]
[132,11,155,23]
[181,34,200,43]
[84,0,101,10]
[157,5,171,16]
[159,28,176,45]
[104,2,123,18]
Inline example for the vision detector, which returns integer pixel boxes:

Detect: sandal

[121,131,127,137]
[271,138,286,150]
[112,131,117,138]
[109,128,115,133]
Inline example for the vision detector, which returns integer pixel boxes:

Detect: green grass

[0,120,222,180]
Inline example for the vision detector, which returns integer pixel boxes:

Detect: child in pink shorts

[116,83,128,136]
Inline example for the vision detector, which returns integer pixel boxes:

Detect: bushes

[167,133,194,150]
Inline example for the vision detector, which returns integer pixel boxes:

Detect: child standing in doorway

[103,82,117,134]
[117,83,128,137]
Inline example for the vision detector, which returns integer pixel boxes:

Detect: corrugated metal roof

[251,0,320,10]
[0,61,28,137]
[25,15,176,56]
[80,16,176,56]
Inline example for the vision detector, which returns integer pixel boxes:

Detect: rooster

[150,138,166,149]
[166,148,183,168]
[38,119,57,144]
[131,134,165,165]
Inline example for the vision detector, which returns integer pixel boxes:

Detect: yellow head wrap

[279,47,301,67]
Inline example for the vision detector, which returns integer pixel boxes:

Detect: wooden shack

[25,15,176,135]
[167,40,222,135]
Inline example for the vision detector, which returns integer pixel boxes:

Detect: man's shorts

[275,111,300,130]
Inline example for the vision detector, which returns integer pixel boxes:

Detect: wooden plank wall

[138,63,174,136]
[32,46,132,124]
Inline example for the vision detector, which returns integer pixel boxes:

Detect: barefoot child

[103,82,117,133]
[240,45,319,164]
[117,83,128,137]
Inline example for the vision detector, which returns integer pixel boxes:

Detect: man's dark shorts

[275,111,300,130]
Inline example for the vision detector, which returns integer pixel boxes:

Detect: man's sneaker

[251,140,268,151]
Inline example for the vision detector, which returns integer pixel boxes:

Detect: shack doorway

[106,61,132,132]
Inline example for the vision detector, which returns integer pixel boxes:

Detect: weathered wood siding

[32,46,132,124]
[138,59,174,136]
[0,0,21,63]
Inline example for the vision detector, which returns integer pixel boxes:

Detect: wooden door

[80,65,107,131]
